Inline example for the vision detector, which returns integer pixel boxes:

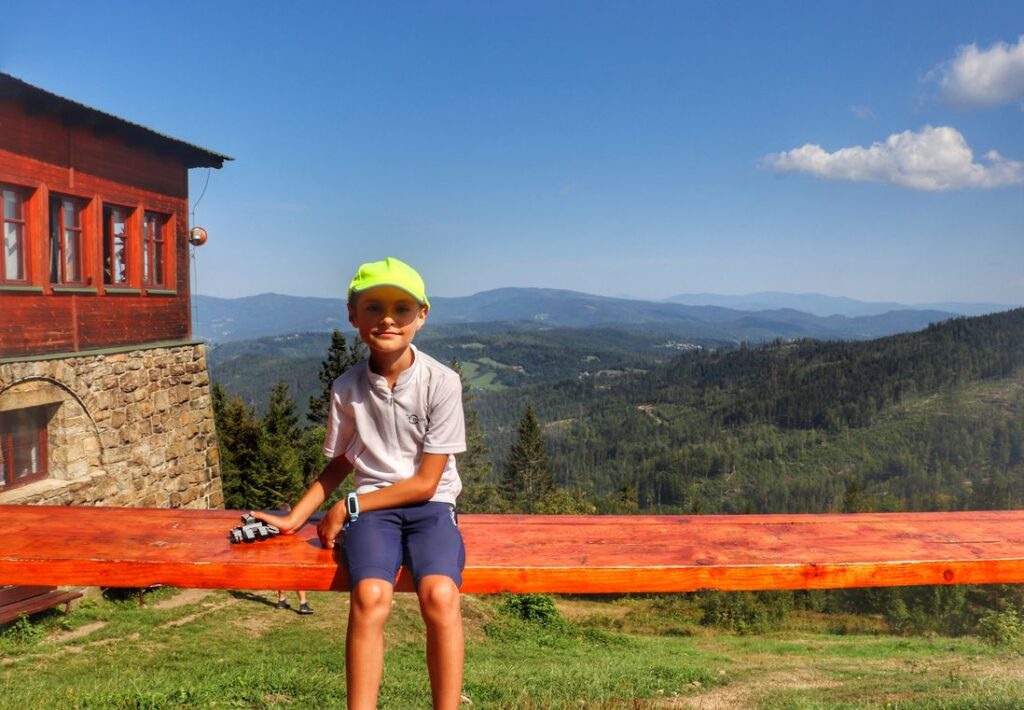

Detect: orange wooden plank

[1,506,1023,593]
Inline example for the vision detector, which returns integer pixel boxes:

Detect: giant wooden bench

[1,506,1023,594]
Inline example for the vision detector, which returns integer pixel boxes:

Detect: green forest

[469,308,1024,516]
[213,308,1024,516]
[210,308,1024,638]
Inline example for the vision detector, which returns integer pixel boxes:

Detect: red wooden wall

[0,99,192,358]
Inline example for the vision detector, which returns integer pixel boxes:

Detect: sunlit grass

[2,590,1024,709]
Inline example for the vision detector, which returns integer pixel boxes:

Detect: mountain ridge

[664,291,1016,318]
[191,288,996,344]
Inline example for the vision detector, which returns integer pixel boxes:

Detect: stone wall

[0,342,222,508]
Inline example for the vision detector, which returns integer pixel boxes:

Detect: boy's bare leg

[347,579,395,710]
[417,575,464,710]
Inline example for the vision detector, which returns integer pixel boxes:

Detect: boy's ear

[347,302,357,327]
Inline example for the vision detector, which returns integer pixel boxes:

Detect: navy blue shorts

[341,501,465,589]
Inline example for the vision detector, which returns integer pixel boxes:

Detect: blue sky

[3,2,1022,304]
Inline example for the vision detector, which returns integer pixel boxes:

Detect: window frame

[143,211,167,288]
[49,194,86,286]
[103,203,132,286]
[1,184,29,284]
[0,406,50,490]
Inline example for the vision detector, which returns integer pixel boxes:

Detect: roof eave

[0,72,233,169]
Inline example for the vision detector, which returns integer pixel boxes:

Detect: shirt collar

[365,344,420,393]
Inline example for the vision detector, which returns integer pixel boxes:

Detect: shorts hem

[348,566,399,588]
[412,570,463,588]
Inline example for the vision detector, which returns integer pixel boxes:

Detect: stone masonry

[0,343,223,508]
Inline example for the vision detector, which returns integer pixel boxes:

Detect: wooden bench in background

[1,505,1023,594]
[0,585,82,625]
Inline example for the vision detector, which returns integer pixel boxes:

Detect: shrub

[699,591,789,634]
[878,586,972,636]
[977,606,1024,649]
[0,614,45,646]
[500,593,561,625]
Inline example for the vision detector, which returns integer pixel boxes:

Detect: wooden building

[0,73,229,509]
[0,72,229,357]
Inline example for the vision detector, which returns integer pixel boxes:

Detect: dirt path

[668,667,837,709]
[2,590,240,667]
[666,645,1024,709]
[152,588,215,610]
[47,621,107,644]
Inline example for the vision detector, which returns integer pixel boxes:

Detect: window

[103,205,131,285]
[2,185,27,283]
[0,407,49,490]
[49,195,85,284]
[143,212,167,287]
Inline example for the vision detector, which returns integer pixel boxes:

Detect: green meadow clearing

[3,589,1024,709]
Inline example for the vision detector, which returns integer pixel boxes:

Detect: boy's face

[348,285,428,356]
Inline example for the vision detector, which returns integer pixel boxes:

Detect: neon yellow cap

[347,257,430,307]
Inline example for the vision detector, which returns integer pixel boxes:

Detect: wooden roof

[2,506,1024,593]
[0,73,232,169]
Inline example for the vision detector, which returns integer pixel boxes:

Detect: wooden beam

[1,506,1023,594]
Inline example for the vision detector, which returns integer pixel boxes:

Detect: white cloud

[762,125,1023,191]
[934,35,1024,107]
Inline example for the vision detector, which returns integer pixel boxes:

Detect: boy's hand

[317,502,347,549]
[251,510,299,535]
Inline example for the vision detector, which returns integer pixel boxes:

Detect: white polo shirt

[322,345,466,505]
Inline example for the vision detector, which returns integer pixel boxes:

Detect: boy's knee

[351,580,393,621]
[418,576,460,623]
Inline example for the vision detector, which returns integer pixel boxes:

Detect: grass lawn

[2,591,1023,709]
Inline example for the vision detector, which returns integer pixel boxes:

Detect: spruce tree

[265,380,301,445]
[211,382,239,506]
[298,425,328,487]
[450,360,500,512]
[500,402,555,512]
[212,382,270,509]
[261,381,305,507]
[308,329,364,426]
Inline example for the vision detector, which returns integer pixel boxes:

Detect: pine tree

[308,329,364,426]
[211,382,238,505]
[500,402,555,512]
[260,381,305,507]
[212,382,270,509]
[298,425,328,487]
[450,360,500,512]
[265,380,301,445]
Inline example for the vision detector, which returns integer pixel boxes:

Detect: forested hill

[636,307,1024,431]
[473,308,1024,515]
[480,308,1024,433]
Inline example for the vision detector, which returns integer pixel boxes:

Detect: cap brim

[350,283,429,307]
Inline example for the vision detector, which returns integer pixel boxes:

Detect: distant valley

[206,323,683,416]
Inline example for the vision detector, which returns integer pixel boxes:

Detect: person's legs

[347,579,394,710]
[404,502,466,709]
[341,509,404,708]
[417,575,463,710]
[297,590,313,613]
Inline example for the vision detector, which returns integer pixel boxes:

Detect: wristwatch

[346,492,360,523]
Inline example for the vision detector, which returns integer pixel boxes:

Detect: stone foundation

[0,342,222,508]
